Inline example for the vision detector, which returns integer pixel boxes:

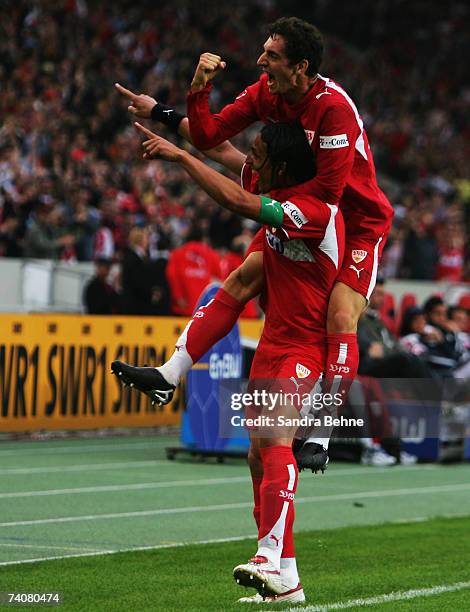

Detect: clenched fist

[191,52,226,92]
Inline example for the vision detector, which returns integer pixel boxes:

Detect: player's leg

[238,431,305,604]
[298,235,385,467]
[235,354,321,600]
[111,250,263,403]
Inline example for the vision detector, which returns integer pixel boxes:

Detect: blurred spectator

[68,189,101,261]
[166,224,222,316]
[83,258,120,315]
[448,306,470,344]
[398,306,444,358]
[358,279,431,378]
[23,203,76,259]
[434,223,465,281]
[422,296,470,377]
[401,211,439,280]
[0,0,468,287]
[121,226,170,315]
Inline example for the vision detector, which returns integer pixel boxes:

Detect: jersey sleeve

[279,196,333,240]
[187,81,260,150]
[306,103,361,204]
[259,195,329,238]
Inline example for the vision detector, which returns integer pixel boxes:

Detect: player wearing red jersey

[186,17,393,460]
[112,121,344,603]
[114,17,393,470]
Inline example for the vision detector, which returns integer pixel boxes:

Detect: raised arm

[115,83,244,174]
[135,123,282,227]
[186,53,260,150]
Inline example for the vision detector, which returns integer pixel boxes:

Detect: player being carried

[114,16,393,472]
[113,118,344,604]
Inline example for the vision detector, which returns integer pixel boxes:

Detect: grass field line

[2,482,470,528]
[0,465,436,497]
[0,476,250,498]
[0,542,100,553]
[0,533,257,567]
[0,461,437,478]
[0,441,168,456]
[283,580,470,611]
[0,460,174,475]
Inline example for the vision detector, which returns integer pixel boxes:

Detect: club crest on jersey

[296,363,311,379]
[352,249,367,263]
[304,129,315,145]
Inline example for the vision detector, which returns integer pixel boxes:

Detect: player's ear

[295,59,309,76]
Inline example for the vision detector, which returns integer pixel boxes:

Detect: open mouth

[263,69,276,87]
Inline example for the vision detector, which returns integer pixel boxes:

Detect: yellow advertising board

[0,314,191,432]
[0,314,264,433]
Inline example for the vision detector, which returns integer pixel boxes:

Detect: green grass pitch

[0,435,469,610]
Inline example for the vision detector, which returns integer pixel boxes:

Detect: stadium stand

[0,0,469,315]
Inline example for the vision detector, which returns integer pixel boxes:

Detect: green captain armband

[259,196,284,228]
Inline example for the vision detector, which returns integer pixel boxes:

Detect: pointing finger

[115,83,138,100]
[134,122,157,138]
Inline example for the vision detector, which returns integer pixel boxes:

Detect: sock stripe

[337,342,348,365]
[287,464,296,491]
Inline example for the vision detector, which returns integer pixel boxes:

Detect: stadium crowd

[1,0,469,316]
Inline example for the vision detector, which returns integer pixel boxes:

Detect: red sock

[252,476,262,530]
[325,332,359,406]
[185,288,244,362]
[307,333,359,448]
[256,446,298,570]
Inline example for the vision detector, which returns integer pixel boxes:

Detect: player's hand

[191,52,226,92]
[134,122,182,162]
[115,83,156,118]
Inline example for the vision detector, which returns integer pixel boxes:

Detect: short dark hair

[267,17,323,76]
[423,295,445,316]
[261,122,316,185]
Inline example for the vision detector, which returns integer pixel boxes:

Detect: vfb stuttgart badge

[296,363,311,378]
[352,250,367,264]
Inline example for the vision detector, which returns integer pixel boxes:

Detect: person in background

[68,188,100,261]
[166,223,222,316]
[399,306,442,357]
[422,297,470,377]
[83,258,120,315]
[23,202,76,259]
[401,211,438,280]
[448,306,470,349]
[358,279,431,378]
[121,226,169,315]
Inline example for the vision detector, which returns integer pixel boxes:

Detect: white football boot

[233,556,283,596]
[238,583,305,604]
[361,446,397,466]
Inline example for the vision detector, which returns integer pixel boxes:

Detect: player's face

[257,35,298,95]
[246,134,273,192]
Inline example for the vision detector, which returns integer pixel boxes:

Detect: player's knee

[222,269,247,302]
[223,267,260,304]
[327,308,357,333]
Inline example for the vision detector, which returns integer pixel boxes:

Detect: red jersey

[241,167,345,350]
[166,241,222,315]
[187,74,393,240]
[435,247,464,281]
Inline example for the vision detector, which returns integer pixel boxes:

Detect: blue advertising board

[181,284,250,452]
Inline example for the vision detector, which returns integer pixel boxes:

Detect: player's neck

[283,75,318,105]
